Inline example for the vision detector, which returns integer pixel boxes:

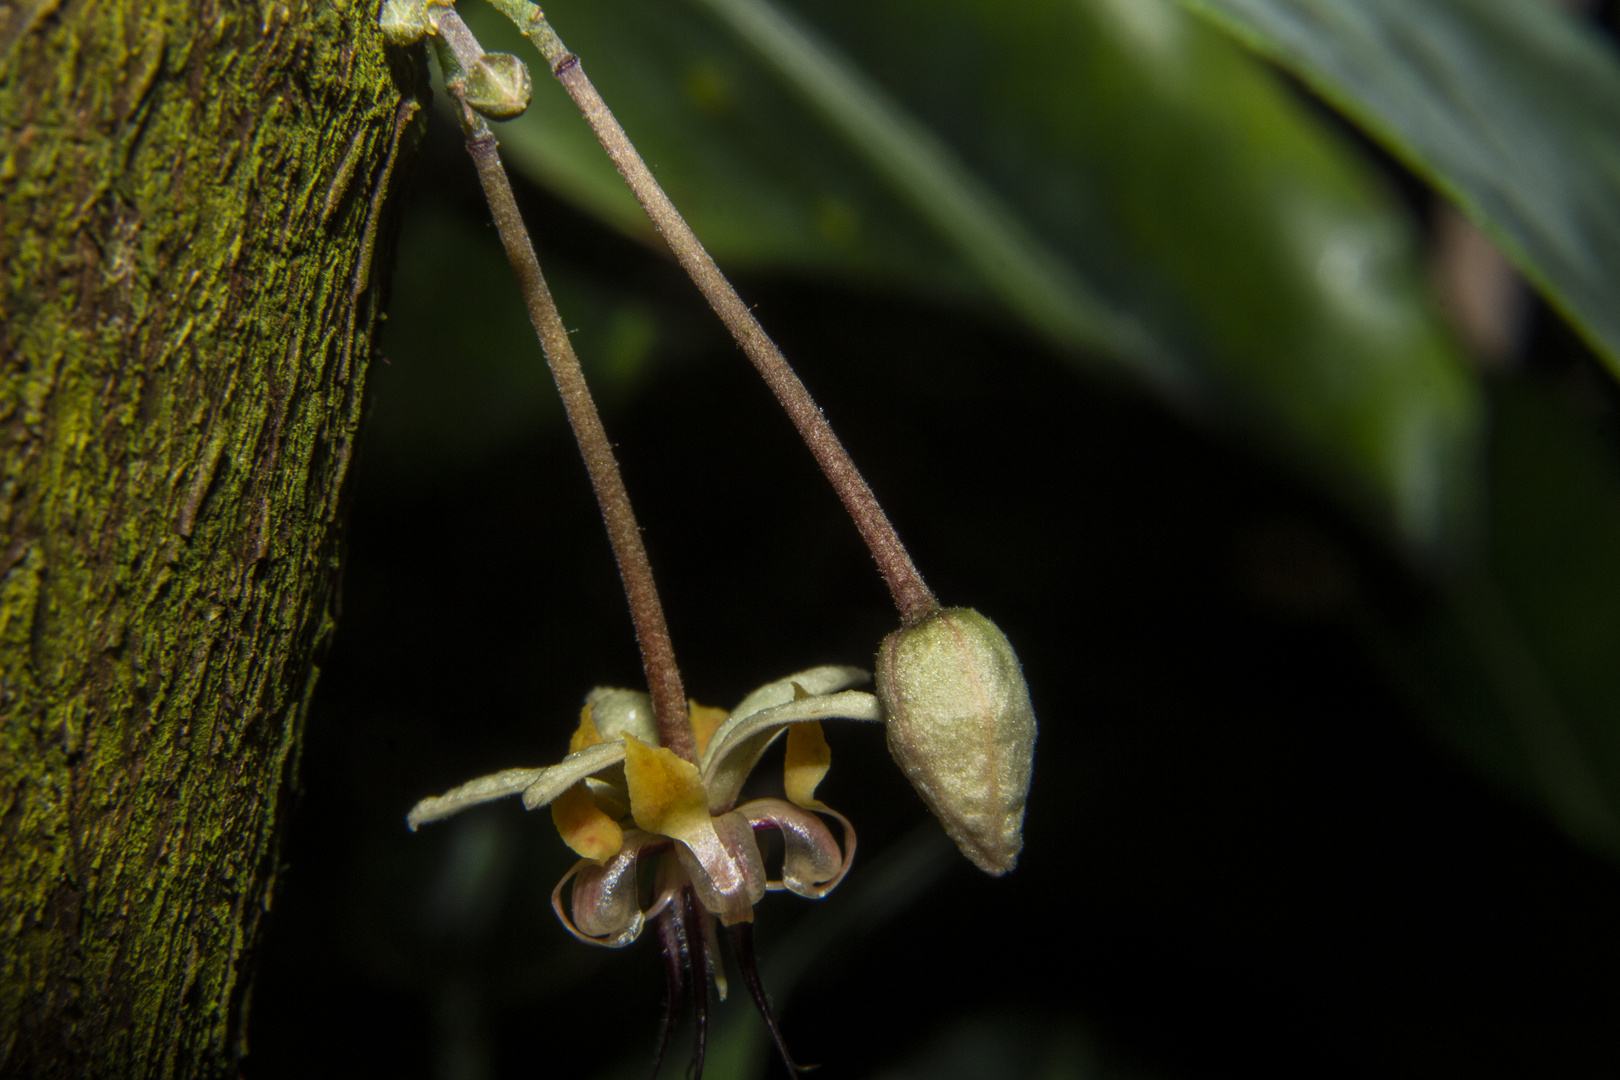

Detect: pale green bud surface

[876,608,1036,875]
[461,51,533,120]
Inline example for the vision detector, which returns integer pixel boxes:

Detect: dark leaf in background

[472,0,1481,553]
[1174,0,1620,377]
[1381,381,1620,857]
[253,205,1620,1074]
[1160,0,1620,856]
[453,0,1620,866]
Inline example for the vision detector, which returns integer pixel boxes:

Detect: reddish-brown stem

[436,31,696,758]
[497,7,940,625]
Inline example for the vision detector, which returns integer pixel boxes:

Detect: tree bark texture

[0,0,423,1073]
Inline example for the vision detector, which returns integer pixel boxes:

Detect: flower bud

[460,51,533,120]
[876,608,1036,875]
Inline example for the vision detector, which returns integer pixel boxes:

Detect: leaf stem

[432,12,697,760]
[488,0,941,626]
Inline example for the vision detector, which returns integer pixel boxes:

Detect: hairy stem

[433,15,696,759]
[489,0,940,625]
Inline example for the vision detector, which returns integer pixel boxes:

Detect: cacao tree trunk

[0,0,423,1073]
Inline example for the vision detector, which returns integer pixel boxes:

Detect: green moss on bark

[0,0,424,1074]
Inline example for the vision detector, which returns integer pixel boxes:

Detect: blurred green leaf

[471,1,976,296]
[468,0,1480,552]
[1173,0,1620,380]
[1379,384,1620,858]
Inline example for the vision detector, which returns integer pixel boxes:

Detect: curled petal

[674,810,767,926]
[702,691,881,813]
[645,849,685,924]
[519,740,628,810]
[740,797,855,899]
[622,737,763,925]
[406,767,546,831]
[551,829,662,947]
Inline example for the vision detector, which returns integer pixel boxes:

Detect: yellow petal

[688,701,728,757]
[622,734,712,839]
[624,736,765,925]
[569,702,604,754]
[551,780,624,863]
[784,720,831,809]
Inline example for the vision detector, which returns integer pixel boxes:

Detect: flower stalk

[431,11,696,760]
[486,0,940,626]
[468,0,1038,877]
[397,7,1035,1075]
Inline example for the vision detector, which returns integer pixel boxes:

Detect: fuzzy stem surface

[436,16,696,758]
[489,0,940,625]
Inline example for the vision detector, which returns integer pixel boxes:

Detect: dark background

[244,36,1620,1077]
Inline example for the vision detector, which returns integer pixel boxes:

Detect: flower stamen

[730,923,812,1077]
[682,890,712,1080]
[653,903,688,1080]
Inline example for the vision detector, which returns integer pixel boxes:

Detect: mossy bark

[0,0,423,1074]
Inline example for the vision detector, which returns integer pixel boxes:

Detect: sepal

[520,741,630,810]
[406,766,546,831]
[702,685,880,813]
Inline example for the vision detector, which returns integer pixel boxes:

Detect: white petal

[702,689,880,812]
[585,687,659,744]
[519,741,629,810]
[406,767,546,831]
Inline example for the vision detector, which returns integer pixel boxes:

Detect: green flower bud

[876,608,1036,876]
[461,51,533,120]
